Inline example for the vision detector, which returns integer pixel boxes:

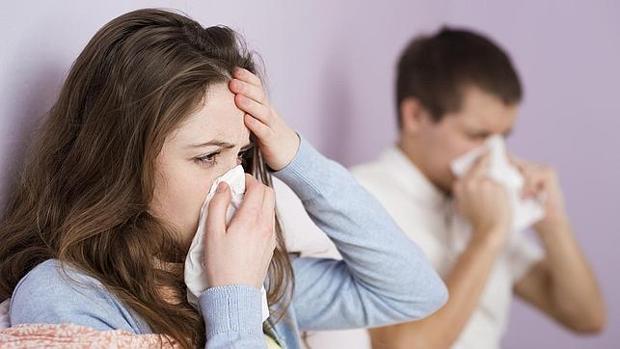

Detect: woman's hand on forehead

[228,68,300,171]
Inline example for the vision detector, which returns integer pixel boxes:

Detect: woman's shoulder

[9,258,149,333]
[14,259,99,290]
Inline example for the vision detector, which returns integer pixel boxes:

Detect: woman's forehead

[175,84,249,146]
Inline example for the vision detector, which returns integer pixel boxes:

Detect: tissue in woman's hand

[450,135,545,232]
[184,165,270,322]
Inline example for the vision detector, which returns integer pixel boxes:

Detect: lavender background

[1,1,618,347]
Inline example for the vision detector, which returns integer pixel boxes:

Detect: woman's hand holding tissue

[229,68,300,171]
[453,153,513,247]
[203,175,277,289]
[511,158,569,233]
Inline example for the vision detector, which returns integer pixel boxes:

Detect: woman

[0,9,447,348]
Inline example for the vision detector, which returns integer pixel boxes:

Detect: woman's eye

[194,148,253,168]
[195,151,220,166]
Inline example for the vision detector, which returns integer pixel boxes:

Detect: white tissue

[450,135,546,233]
[184,165,270,322]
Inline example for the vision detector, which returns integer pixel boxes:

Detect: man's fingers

[467,152,491,179]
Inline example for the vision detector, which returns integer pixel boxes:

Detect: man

[278,27,606,349]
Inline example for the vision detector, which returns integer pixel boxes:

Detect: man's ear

[399,97,429,135]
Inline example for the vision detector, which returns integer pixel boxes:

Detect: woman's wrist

[200,285,263,337]
[268,130,301,171]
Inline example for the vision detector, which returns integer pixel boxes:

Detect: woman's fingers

[234,94,272,125]
[203,179,275,289]
[230,68,274,128]
[205,182,231,237]
[244,114,273,139]
[229,66,300,171]
[231,174,266,227]
[261,186,276,231]
[233,67,262,87]
[229,78,265,104]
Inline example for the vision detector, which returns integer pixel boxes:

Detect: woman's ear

[399,97,427,135]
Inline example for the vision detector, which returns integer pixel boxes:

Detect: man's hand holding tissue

[511,158,568,233]
[453,153,513,248]
[381,153,519,349]
[204,175,277,289]
[229,68,300,171]
[509,157,607,332]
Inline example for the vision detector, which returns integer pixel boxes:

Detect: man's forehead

[446,109,512,137]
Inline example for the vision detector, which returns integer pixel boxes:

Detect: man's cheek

[451,140,478,161]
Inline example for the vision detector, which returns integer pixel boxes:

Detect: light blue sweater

[9,137,447,348]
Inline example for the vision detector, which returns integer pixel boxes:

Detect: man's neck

[396,138,451,196]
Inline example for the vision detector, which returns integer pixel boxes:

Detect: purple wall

[1,1,617,347]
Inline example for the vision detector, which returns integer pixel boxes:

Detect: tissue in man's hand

[184,165,270,322]
[450,135,545,232]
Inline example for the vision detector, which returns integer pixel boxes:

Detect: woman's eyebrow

[187,140,235,149]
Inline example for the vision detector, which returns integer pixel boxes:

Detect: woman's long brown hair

[0,8,293,348]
